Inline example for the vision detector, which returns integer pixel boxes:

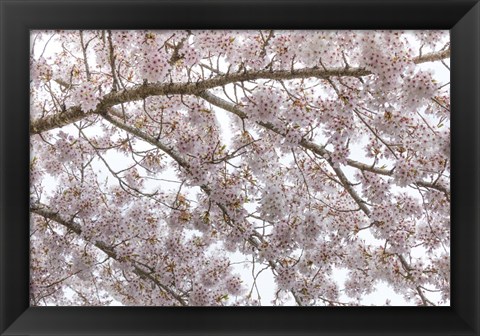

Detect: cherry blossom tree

[29,30,450,306]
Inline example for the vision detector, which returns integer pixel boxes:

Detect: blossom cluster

[70,81,99,112]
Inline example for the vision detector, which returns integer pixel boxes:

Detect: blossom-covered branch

[31,204,188,306]
[30,49,449,135]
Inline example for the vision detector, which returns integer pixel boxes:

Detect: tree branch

[30,106,90,134]
[29,49,450,135]
[197,91,449,196]
[99,112,307,305]
[31,204,188,306]
[412,49,450,64]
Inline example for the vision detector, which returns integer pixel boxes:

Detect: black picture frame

[1,0,479,335]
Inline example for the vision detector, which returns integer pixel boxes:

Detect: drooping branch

[99,112,310,304]
[30,204,188,306]
[194,93,437,305]
[101,112,190,168]
[99,112,260,245]
[197,91,450,197]
[100,112,266,243]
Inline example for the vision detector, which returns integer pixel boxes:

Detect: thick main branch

[30,49,449,135]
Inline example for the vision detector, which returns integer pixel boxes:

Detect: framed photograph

[1,0,479,335]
